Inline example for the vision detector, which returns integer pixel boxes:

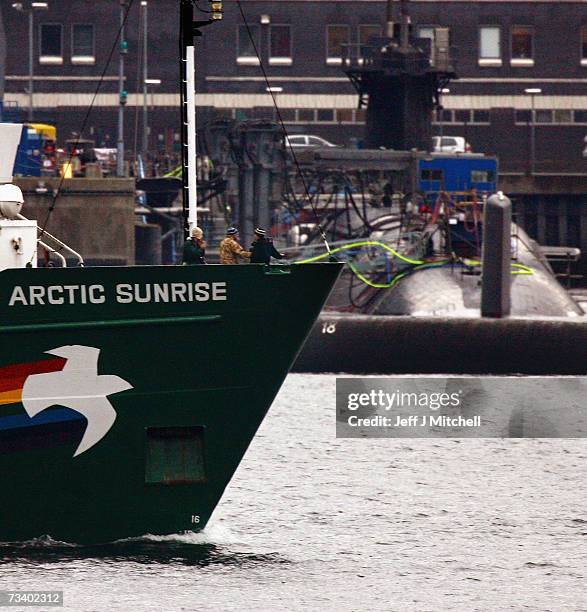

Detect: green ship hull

[0,263,341,544]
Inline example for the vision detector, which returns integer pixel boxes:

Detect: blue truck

[418,154,498,198]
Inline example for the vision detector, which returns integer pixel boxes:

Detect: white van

[432,136,472,153]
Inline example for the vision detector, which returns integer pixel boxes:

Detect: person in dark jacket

[182,226,207,265]
[250,227,285,264]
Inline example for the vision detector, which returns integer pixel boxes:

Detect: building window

[440,109,453,122]
[471,170,496,183]
[472,110,490,124]
[359,24,382,44]
[337,109,354,123]
[535,109,553,123]
[317,109,334,122]
[581,27,587,65]
[418,26,434,40]
[39,24,63,65]
[416,26,437,63]
[327,25,349,65]
[511,26,534,66]
[358,25,382,61]
[515,110,532,123]
[251,107,273,120]
[279,109,295,122]
[237,24,260,65]
[553,110,573,124]
[574,110,587,123]
[269,25,292,65]
[417,26,438,48]
[455,110,471,123]
[421,169,444,182]
[479,26,501,66]
[298,109,315,122]
[214,109,233,120]
[71,24,95,65]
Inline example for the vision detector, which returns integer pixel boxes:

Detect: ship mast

[179,0,221,236]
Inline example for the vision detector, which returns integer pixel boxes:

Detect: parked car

[431,136,472,153]
[285,135,338,148]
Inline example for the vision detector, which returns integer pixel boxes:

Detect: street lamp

[117,0,128,178]
[145,78,161,109]
[439,88,450,143]
[266,87,283,120]
[524,87,542,175]
[12,1,49,122]
[141,1,149,159]
[143,78,160,162]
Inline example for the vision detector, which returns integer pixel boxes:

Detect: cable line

[235,0,331,253]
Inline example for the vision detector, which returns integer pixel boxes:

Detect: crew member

[219,227,251,264]
[250,227,285,264]
[182,226,207,265]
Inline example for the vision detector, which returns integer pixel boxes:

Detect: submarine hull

[293,313,587,375]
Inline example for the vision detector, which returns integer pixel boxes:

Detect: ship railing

[342,48,429,74]
[17,213,85,267]
[342,41,450,75]
[38,240,67,267]
[539,245,583,289]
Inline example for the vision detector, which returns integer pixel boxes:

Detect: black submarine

[289,0,586,374]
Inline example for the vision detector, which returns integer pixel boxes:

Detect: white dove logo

[21,345,133,457]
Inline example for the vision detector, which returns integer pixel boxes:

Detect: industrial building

[1,0,587,272]
[0,1,586,171]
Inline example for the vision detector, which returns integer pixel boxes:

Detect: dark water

[0,375,585,611]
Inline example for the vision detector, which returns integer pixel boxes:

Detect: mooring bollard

[481,191,512,318]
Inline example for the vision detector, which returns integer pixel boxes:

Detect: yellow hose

[294,240,425,266]
[293,242,535,288]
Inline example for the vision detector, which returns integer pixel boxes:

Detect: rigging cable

[294,241,533,289]
[132,2,145,168]
[34,0,136,256]
[235,0,331,254]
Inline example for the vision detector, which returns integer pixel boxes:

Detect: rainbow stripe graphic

[0,357,86,453]
[0,357,67,406]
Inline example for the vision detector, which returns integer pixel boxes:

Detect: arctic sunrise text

[7,282,228,306]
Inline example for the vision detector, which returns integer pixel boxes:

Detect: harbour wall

[501,173,587,281]
[14,177,136,266]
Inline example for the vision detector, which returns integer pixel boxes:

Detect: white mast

[181,0,221,237]
[185,44,198,233]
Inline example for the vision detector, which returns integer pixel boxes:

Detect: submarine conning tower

[343,0,457,151]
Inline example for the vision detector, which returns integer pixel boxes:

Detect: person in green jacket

[182,226,207,265]
[250,227,285,264]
